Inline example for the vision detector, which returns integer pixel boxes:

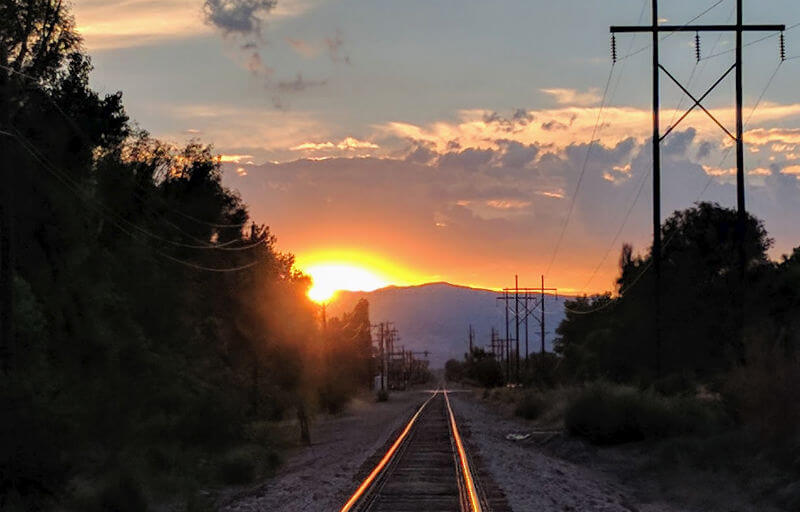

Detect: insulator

[695,32,701,62]
[611,35,617,63]
[780,32,786,61]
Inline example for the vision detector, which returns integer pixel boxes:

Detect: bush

[376,389,389,402]
[445,359,465,382]
[514,392,546,420]
[652,372,696,396]
[97,473,148,512]
[319,380,351,414]
[723,344,800,441]
[565,382,726,444]
[467,358,504,388]
[217,448,258,485]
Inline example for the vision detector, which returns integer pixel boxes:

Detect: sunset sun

[305,264,390,303]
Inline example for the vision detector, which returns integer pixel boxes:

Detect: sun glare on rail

[305,264,389,303]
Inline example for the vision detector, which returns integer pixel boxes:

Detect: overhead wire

[0,62,249,231]
[565,56,785,315]
[579,4,737,294]
[548,0,731,279]
[6,128,267,272]
[11,127,267,252]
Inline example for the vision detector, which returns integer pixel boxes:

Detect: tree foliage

[0,3,375,508]
[556,202,797,386]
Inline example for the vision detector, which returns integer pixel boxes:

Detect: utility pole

[611,0,784,375]
[379,323,385,391]
[468,324,474,354]
[540,275,546,354]
[504,289,510,382]
[0,47,13,375]
[524,291,529,367]
[514,275,520,382]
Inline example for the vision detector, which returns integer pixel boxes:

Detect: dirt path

[220,390,429,512]
[449,392,681,512]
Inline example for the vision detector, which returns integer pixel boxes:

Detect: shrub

[217,448,258,485]
[467,358,504,388]
[319,382,350,414]
[445,359,465,382]
[376,389,389,402]
[565,382,726,444]
[514,392,546,420]
[97,473,148,512]
[652,372,696,396]
[722,344,800,442]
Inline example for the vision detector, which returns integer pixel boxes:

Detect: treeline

[556,202,799,417]
[1,2,374,510]
[550,203,800,505]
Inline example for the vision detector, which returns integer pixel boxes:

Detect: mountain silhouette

[327,282,567,367]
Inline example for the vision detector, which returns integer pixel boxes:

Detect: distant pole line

[497,276,557,382]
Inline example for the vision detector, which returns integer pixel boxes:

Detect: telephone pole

[0,53,13,375]
[497,276,557,382]
[611,0,784,375]
[514,275,520,382]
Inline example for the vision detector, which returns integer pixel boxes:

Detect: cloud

[73,0,209,49]
[702,165,736,177]
[325,29,350,64]
[291,142,336,151]
[746,128,800,146]
[782,165,800,180]
[277,73,328,92]
[203,0,277,35]
[286,37,319,58]
[290,137,379,152]
[541,88,602,107]
[219,154,254,163]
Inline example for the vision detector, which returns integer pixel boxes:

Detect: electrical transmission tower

[610,0,785,375]
[497,275,557,382]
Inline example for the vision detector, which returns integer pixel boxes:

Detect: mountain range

[326,282,568,368]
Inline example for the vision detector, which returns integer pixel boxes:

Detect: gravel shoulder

[449,390,783,512]
[220,389,429,512]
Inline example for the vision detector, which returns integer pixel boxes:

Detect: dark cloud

[696,140,715,160]
[203,0,277,36]
[277,73,328,93]
[541,120,568,131]
[482,109,534,133]
[325,30,351,64]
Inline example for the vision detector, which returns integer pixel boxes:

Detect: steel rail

[444,389,483,512]
[338,389,440,512]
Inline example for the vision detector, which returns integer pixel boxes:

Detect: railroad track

[339,389,489,512]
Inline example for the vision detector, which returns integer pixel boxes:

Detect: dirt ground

[449,390,785,512]
[220,387,782,511]
[220,389,430,512]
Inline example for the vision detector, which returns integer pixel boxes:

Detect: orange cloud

[781,165,800,179]
[485,199,532,210]
[382,103,800,157]
[291,137,379,152]
[219,154,254,163]
[702,165,735,176]
[541,87,602,107]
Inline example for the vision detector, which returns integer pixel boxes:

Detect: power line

[11,127,266,252]
[552,0,733,279]
[567,58,784,315]
[700,21,800,60]
[0,62,249,231]
[6,129,267,273]
[544,65,615,276]
[618,0,730,61]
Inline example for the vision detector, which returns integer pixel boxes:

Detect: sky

[73,0,800,295]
